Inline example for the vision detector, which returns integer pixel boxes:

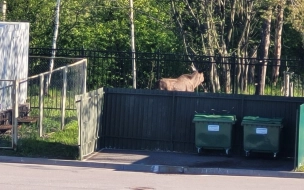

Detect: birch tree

[170,0,222,92]
[45,0,61,95]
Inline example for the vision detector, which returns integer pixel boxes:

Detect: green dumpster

[241,116,283,157]
[192,114,236,155]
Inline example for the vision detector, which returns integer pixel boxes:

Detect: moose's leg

[159,79,177,91]
[159,79,170,90]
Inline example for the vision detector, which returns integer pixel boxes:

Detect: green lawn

[0,120,79,160]
[0,86,80,160]
[295,166,304,172]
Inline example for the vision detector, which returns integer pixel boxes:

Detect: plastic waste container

[192,114,236,155]
[241,116,283,157]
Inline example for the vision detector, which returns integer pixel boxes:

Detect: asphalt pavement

[0,148,303,178]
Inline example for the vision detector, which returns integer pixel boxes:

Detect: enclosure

[99,88,302,158]
[0,56,87,149]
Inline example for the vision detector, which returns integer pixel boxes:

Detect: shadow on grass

[0,138,79,160]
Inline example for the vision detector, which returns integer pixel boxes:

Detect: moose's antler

[190,63,197,72]
[190,63,205,90]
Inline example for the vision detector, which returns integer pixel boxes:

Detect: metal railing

[29,48,304,97]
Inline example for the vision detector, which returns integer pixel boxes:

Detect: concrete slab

[85,149,294,171]
[1,148,303,178]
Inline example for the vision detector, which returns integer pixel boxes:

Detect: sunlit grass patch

[295,166,304,172]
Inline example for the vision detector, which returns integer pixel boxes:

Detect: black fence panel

[29,48,304,96]
[101,88,304,158]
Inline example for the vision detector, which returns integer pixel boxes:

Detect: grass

[0,69,83,159]
[230,82,304,97]
[295,166,304,172]
[42,120,78,145]
[0,86,80,159]
[0,120,79,160]
[28,86,78,134]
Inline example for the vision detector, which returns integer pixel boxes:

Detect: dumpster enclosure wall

[0,22,29,110]
[101,88,303,157]
[297,104,304,167]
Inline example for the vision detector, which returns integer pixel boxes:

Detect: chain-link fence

[0,57,87,149]
[27,57,86,135]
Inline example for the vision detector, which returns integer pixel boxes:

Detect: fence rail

[27,57,87,135]
[29,48,304,97]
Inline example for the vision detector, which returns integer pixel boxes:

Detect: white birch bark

[45,0,61,94]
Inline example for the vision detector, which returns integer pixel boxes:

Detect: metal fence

[27,56,87,136]
[0,57,87,149]
[29,48,304,97]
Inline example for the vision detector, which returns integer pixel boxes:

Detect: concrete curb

[0,155,303,178]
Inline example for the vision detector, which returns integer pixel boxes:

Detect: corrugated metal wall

[0,22,29,109]
[101,88,304,157]
[76,88,104,160]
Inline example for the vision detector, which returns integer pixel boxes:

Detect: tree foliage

[6,0,180,52]
[5,0,304,93]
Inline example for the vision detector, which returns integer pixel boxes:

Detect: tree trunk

[272,3,284,86]
[226,0,235,50]
[235,0,254,93]
[222,56,231,93]
[45,0,61,95]
[256,9,272,95]
[209,57,220,93]
[248,46,258,84]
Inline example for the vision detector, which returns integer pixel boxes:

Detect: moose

[157,70,204,92]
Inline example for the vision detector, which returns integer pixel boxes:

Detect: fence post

[170,92,176,150]
[82,60,87,93]
[61,67,67,130]
[79,95,83,160]
[157,50,160,80]
[81,46,85,57]
[12,80,19,150]
[284,71,289,97]
[75,94,84,160]
[39,74,44,137]
[231,53,237,94]
[283,71,294,97]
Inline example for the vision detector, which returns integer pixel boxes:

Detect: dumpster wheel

[225,148,231,156]
[197,147,201,154]
[196,147,206,155]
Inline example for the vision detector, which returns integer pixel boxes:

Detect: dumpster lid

[241,116,283,126]
[192,114,236,123]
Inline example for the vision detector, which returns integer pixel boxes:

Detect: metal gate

[75,88,104,160]
[297,104,304,168]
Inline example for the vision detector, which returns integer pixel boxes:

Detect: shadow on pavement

[87,149,295,171]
